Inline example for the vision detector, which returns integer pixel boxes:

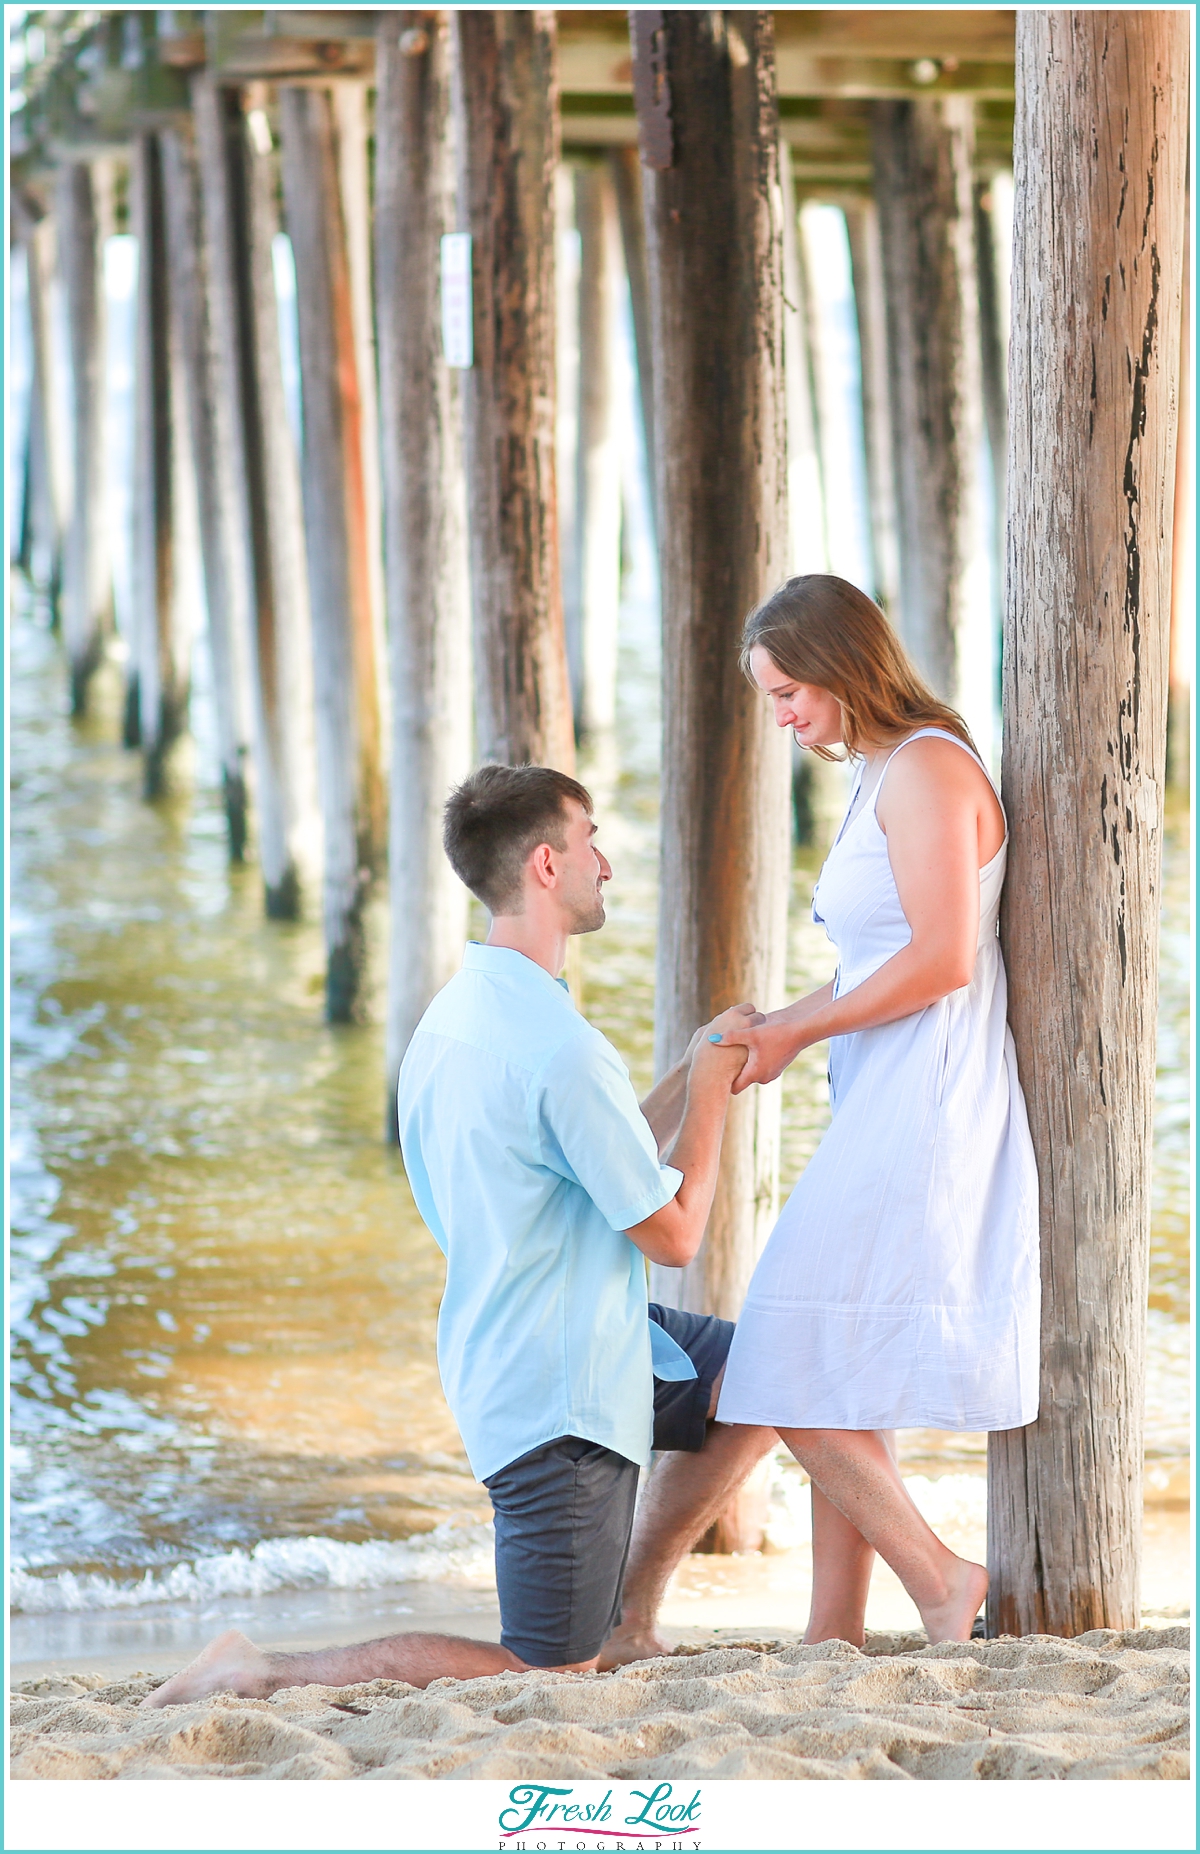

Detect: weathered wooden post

[12,194,69,613]
[375,12,472,1135]
[56,160,113,713]
[779,148,826,579]
[279,84,386,1020]
[193,79,321,920]
[1167,198,1191,792]
[871,96,993,755]
[161,120,252,859]
[451,10,575,772]
[573,160,623,737]
[131,130,194,796]
[990,8,1188,1638]
[634,13,791,1411]
[609,144,657,544]
[844,195,899,612]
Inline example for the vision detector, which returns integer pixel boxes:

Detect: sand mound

[11,1626,1189,1782]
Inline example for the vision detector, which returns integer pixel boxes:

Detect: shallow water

[8,588,1191,1621]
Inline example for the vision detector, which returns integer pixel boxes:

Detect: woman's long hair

[740,574,975,762]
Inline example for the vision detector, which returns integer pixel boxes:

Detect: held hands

[691,1002,765,1088]
[711,1013,811,1094]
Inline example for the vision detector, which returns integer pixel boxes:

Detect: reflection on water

[9,587,1191,1616]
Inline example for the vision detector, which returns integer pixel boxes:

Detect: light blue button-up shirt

[398,943,687,1482]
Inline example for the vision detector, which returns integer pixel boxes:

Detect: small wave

[11,1521,496,1615]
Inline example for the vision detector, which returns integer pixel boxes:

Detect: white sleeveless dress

[717,729,1040,1432]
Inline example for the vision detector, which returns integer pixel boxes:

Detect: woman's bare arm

[724,740,1002,1091]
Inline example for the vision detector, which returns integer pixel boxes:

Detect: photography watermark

[498,1781,703,1849]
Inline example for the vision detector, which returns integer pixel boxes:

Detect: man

[144,766,775,1708]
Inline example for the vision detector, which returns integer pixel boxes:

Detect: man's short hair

[443,764,594,915]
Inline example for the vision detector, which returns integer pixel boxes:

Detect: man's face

[552,799,612,935]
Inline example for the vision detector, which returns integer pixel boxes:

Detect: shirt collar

[462,942,573,995]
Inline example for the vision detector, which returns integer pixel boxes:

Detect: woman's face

[749,646,844,749]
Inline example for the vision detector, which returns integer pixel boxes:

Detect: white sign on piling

[440,232,473,369]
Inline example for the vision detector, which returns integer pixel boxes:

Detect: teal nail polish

[708,1034,722,1044]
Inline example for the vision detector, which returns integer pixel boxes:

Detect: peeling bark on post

[844,195,899,613]
[280,85,386,1021]
[610,145,657,545]
[871,97,993,754]
[990,8,1188,1638]
[637,12,791,1352]
[194,80,320,920]
[161,120,251,860]
[375,11,472,1137]
[451,10,575,772]
[132,132,193,797]
[57,161,112,713]
[573,161,623,737]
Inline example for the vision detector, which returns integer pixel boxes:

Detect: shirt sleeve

[535,1029,683,1232]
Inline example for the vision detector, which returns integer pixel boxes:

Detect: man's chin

[571,904,607,936]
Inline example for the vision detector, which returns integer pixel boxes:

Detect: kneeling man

[145,766,775,1707]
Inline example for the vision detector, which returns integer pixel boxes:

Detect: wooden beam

[990,7,1188,1638]
[161,116,252,859]
[871,97,994,755]
[374,11,472,1135]
[608,146,656,545]
[637,10,791,1359]
[844,195,900,611]
[193,78,320,919]
[451,11,574,772]
[279,84,386,1021]
[56,159,113,712]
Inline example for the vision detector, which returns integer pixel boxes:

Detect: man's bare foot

[918,1556,989,1644]
[596,1625,674,1671]
[140,1629,283,1709]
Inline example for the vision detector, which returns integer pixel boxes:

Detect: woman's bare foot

[596,1624,674,1671]
[918,1556,989,1644]
[140,1629,283,1709]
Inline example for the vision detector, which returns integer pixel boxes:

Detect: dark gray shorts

[482,1304,735,1667]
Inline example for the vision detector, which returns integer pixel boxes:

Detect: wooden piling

[161,119,251,859]
[56,160,112,713]
[844,195,899,612]
[451,10,575,772]
[989,8,1188,1637]
[12,197,69,614]
[635,11,791,1342]
[193,79,321,919]
[1167,196,1191,792]
[279,84,386,1021]
[871,97,993,752]
[573,160,623,737]
[375,11,472,1135]
[131,131,193,796]
[609,145,657,544]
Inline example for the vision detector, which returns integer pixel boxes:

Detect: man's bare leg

[598,1366,776,1670]
[141,1628,594,1709]
[779,1426,986,1644]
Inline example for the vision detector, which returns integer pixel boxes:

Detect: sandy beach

[10,1624,1189,1782]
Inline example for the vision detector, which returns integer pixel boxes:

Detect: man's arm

[626,1037,747,1268]
[639,1004,762,1154]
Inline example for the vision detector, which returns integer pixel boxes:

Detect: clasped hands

[686,1003,811,1095]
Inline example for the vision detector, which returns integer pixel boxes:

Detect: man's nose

[598,853,613,880]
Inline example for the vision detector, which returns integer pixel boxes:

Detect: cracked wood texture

[639,13,792,1337]
[280,86,386,1022]
[989,9,1188,1638]
[451,10,575,773]
[375,11,472,1133]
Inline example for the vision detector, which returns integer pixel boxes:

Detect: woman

[714,574,1039,1646]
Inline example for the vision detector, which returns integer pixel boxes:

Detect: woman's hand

[714,1017,811,1093]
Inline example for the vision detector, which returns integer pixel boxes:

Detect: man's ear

[526,841,557,890]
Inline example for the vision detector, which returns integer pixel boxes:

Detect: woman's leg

[806,1483,875,1645]
[780,1426,986,1643]
[803,1432,896,1645]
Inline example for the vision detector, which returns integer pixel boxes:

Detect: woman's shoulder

[885,732,988,790]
